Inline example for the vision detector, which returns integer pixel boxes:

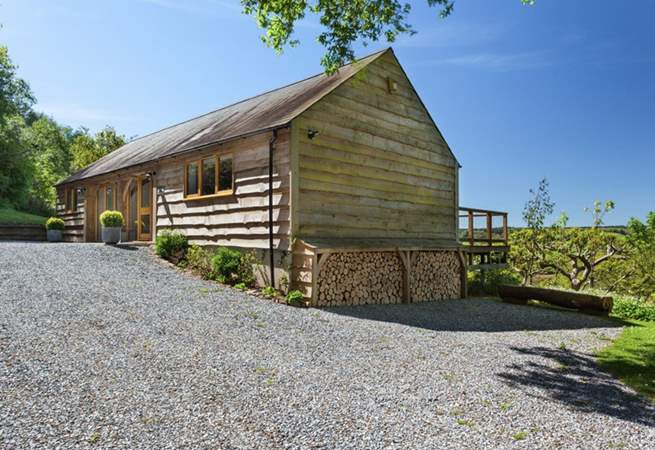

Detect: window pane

[186,163,198,196]
[106,187,113,210]
[201,157,216,196]
[219,156,233,191]
[141,178,151,208]
[141,215,150,234]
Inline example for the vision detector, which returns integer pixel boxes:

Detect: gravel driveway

[1,242,653,449]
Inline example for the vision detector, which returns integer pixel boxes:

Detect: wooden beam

[457,249,468,299]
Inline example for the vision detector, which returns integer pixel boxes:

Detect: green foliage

[99,210,124,228]
[468,269,521,296]
[261,286,278,298]
[45,217,65,231]
[509,179,621,292]
[0,207,47,225]
[21,116,75,215]
[185,245,215,278]
[0,115,32,210]
[155,230,189,261]
[0,45,35,121]
[70,126,126,171]
[285,289,305,306]
[234,282,248,291]
[241,1,535,73]
[597,321,655,400]
[0,45,125,215]
[612,296,655,322]
[211,247,255,286]
[621,212,655,299]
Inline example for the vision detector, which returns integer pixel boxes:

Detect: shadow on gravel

[324,298,623,332]
[498,346,655,427]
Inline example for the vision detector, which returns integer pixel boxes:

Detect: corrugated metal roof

[60,49,388,185]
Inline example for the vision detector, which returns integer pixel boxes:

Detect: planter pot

[46,229,63,242]
[101,226,122,244]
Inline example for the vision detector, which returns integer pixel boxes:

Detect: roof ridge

[126,47,390,145]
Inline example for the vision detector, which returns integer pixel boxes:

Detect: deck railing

[459,207,509,248]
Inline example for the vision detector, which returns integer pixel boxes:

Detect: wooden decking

[459,207,510,270]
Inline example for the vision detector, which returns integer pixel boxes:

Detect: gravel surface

[1,242,653,449]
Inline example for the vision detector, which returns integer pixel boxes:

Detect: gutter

[56,123,291,187]
[268,129,278,289]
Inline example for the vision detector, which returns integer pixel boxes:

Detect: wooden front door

[137,176,152,241]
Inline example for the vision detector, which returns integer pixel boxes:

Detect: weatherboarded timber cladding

[55,193,85,243]
[155,129,291,249]
[294,51,458,241]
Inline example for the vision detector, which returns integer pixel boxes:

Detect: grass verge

[0,207,48,225]
[597,320,655,401]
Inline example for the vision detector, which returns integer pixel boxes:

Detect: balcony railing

[459,207,509,270]
[459,207,509,248]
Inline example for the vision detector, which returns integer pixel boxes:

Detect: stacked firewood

[316,251,404,306]
[410,251,461,302]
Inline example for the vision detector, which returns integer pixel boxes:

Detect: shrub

[185,244,214,278]
[155,230,189,262]
[45,217,65,231]
[234,282,248,291]
[612,296,655,322]
[468,268,521,296]
[285,290,305,306]
[211,247,255,286]
[99,210,124,228]
[261,286,278,298]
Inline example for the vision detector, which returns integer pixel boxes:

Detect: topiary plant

[155,230,189,263]
[100,210,124,228]
[45,217,65,231]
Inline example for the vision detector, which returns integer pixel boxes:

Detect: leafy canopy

[70,126,126,171]
[241,0,536,73]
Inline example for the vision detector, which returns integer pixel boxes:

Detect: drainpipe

[268,130,278,288]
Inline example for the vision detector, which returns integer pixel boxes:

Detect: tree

[510,178,554,285]
[0,46,35,121]
[22,116,75,214]
[621,212,655,299]
[537,202,621,291]
[70,126,126,171]
[0,47,35,210]
[241,0,536,73]
[0,115,33,209]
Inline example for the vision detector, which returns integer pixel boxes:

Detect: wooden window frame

[104,184,116,211]
[184,153,233,200]
[65,188,77,213]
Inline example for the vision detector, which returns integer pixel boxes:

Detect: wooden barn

[56,48,509,306]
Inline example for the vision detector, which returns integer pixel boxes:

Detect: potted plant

[100,210,124,244]
[45,217,65,242]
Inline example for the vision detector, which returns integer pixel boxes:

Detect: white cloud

[419,50,553,71]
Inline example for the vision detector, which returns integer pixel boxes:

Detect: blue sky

[2,0,654,226]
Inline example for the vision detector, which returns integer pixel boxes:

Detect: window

[105,186,114,210]
[201,157,216,196]
[219,155,233,191]
[186,162,199,197]
[141,178,151,208]
[65,188,77,212]
[184,154,233,199]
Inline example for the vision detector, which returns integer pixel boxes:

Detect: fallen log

[497,285,613,315]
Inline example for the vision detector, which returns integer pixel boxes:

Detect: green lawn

[597,320,655,401]
[0,207,48,225]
